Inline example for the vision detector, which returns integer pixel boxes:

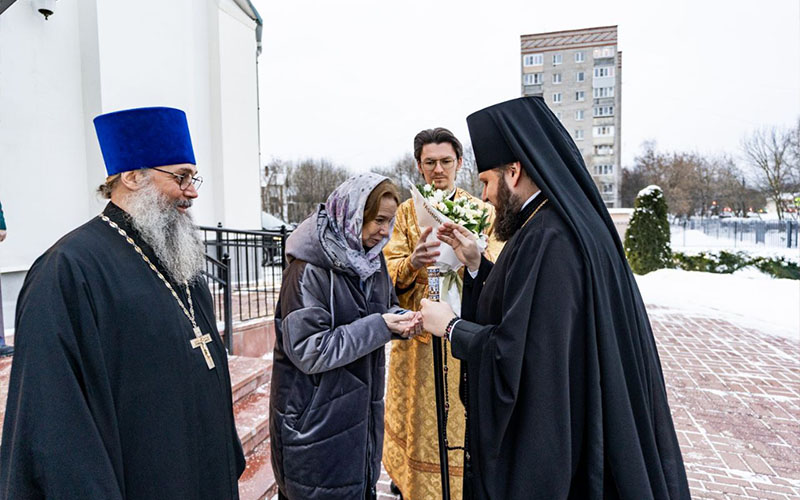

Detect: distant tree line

[622,120,800,220]
[263,148,484,225]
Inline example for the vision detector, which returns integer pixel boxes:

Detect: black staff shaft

[432,335,451,500]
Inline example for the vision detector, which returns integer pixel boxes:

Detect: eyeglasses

[151,167,204,191]
[421,157,457,172]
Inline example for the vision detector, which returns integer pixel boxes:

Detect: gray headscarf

[322,173,396,281]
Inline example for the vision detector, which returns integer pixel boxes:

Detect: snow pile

[637,185,662,198]
[635,268,799,342]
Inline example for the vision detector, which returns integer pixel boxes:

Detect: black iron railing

[671,217,798,249]
[202,254,233,352]
[200,224,291,352]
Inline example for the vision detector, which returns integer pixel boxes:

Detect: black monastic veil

[449,96,690,499]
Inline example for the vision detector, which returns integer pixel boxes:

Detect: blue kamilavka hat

[93,106,196,176]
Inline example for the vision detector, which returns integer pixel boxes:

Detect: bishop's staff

[427,265,451,500]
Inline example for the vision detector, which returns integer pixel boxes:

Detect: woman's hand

[383,311,424,338]
[436,222,481,272]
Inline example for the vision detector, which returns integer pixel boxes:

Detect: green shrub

[625,185,671,274]
[670,251,799,280]
[752,256,800,280]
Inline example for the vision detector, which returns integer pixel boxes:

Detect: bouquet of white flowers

[411,183,490,315]
[416,183,490,235]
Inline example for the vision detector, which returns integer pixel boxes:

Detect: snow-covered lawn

[636,268,799,342]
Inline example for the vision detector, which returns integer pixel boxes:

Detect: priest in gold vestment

[383,128,503,499]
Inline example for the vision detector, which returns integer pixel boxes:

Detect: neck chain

[520,198,549,230]
[100,214,216,369]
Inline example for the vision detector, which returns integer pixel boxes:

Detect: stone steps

[228,355,276,500]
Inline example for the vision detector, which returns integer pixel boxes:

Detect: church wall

[215,3,261,229]
[0,0,261,330]
[92,0,216,226]
[0,0,91,330]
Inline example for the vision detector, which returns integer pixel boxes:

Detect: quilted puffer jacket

[269,205,403,500]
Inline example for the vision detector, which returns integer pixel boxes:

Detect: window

[575,91,585,102]
[575,110,584,120]
[593,106,614,117]
[574,129,584,140]
[575,51,585,63]
[595,144,614,155]
[594,164,614,175]
[593,125,615,136]
[594,66,614,78]
[552,73,562,84]
[602,183,615,194]
[523,54,543,66]
[552,54,563,65]
[593,87,615,98]
[593,46,615,59]
[553,93,562,103]
[576,71,585,82]
[523,73,543,85]
[555,111,562,120]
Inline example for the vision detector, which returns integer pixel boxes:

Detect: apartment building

[521,25,622,207]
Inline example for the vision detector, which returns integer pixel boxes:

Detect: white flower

[436,201,447,212]
[433,190,445,203]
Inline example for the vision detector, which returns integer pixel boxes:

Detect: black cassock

[452,198,690,499]
[0,203,245,499]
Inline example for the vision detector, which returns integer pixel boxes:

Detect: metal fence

[671,217,798,249]
[200,224,290,351]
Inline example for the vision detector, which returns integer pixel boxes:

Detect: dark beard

[493,177,525,242]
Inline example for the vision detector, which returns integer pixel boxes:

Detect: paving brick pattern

[2,305,798,499]
[377,307,800,499]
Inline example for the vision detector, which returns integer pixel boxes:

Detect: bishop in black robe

[0,202,245,499]
[421,96,690,499]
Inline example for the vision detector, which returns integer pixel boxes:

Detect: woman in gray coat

[270,174,422,500]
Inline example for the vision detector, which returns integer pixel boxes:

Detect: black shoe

[0,345,13,357]
[389,481,402,498]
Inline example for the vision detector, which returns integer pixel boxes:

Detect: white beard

[125,179,206,284]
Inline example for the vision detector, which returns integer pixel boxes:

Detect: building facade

[521,26,622,207]
[0,0,264,332]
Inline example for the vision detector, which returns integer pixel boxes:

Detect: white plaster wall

[0,0,91,272]
[92,0,217,225]
[0,0,261,328]
[216,3,261,229]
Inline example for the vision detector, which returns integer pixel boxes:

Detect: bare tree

[285,158,350,223]
[742,126,794,220]
[621,142,767,217]
[371,153,420,201]
[456,145,483,197]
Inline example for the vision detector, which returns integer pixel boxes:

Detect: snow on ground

[635,268,800,342]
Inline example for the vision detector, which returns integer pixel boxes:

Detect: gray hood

[285,205,355,276]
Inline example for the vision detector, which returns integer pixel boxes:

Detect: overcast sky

[252,0,800,173]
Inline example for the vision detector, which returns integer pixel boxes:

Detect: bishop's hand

[436,222,481,272]
[420,299,456,338]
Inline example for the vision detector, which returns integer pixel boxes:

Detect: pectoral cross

[190,326,216,370]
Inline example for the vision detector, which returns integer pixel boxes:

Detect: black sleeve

[455,229,588,498]
[0,253,125,499]
[461,255,493,322]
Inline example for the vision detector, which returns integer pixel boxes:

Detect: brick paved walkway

[378,307,800,499]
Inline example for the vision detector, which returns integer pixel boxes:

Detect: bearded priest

[0,107,245,499]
